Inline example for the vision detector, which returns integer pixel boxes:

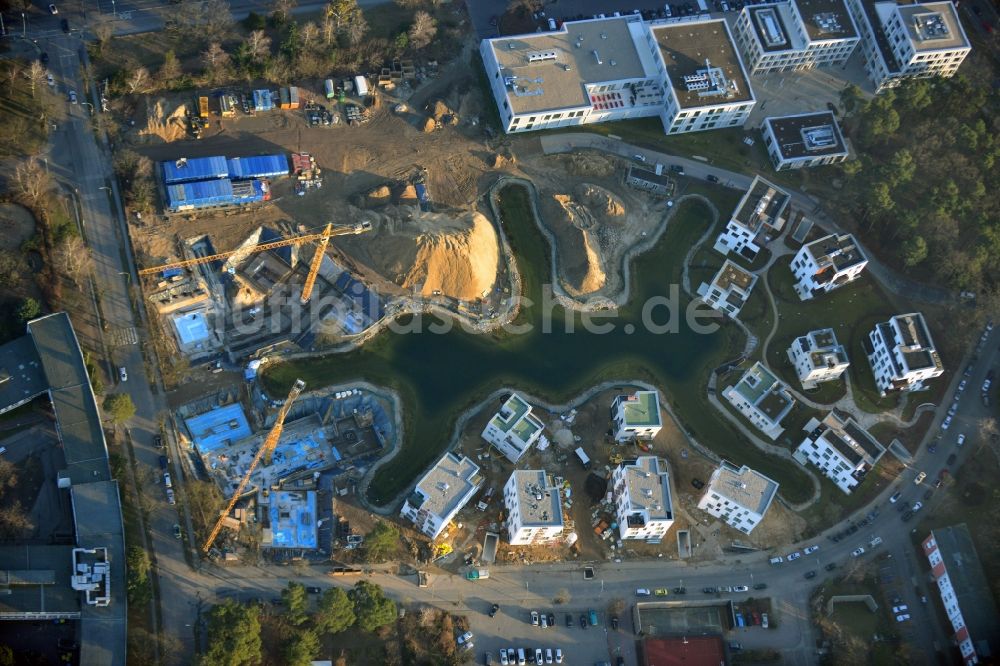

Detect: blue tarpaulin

[253,89,274,111]
[227,154,289,180]
[161,156,228,184]
[166,179,234,211]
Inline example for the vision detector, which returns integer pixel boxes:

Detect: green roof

[490,394,531,433]
[621,391,662,428]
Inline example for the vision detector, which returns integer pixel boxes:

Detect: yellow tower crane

[139,224,368,302]
[201,379,306,555]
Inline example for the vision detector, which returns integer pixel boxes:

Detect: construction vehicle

[198,96,209,118]
[139,223,369,303]
[201,379,306,554]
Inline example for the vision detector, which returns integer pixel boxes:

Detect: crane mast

[200,379,306,554]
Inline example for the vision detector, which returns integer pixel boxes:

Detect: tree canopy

[282,581,309,626]
[315,587,356,634]
[350,580,397,632]
[198,600,262,666]
[103,393,136,424]
[362,520,399,562]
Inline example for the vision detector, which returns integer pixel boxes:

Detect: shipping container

[161,156,229,184]
[219,94,236,117]
[166,178,235,212]
[324,79,335,99]
[354,75,369,97]
[414,183,429,203]
[279,87,291,109]
[288,86,300,109]
[253,89,274,111]
[226,154,289,180]
[198,96,209,118]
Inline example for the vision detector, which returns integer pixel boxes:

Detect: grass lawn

[767,258,903,414]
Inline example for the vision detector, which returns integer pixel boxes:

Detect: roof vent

[601,32,607,39]
[592,49,603,65]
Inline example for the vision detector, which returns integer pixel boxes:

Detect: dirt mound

[560,153,615,178]
[361,209,499,301]
[421,117,436,133]
[538,191,607,296]
[429,100,451,120]
[553,194,596,231]
[139,98,188,143]
[575,183,625,219]
[365,184,392,206]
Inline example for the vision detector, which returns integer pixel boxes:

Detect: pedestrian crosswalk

[111,327,138,346]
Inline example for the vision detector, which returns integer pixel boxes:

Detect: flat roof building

[922,524,1000,665]
[697,259,759,318]
[788,328,850,389]
[846,0,970,92]
[480,16,755,136]
[865,312,943,395]
[260,490,318,550]
[503,470,565,545]
[734,0,859,74]
[611,390,663,442]
[625,165,674,197]
[791,232,868,299]
[400,452,483,540]
[762,111,850,171]
[794,411,885,493]
[713,175,790,260]
[697,460,778,534]
[611,456,674,541]
[481,393,545,463]
[724,362,796,439]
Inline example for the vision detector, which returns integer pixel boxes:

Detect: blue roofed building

[227,154,289,180]
[161,156,229,184]
[261,490,318,549]
[184,403,253,454]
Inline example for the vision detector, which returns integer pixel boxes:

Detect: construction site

[175,381,395,560]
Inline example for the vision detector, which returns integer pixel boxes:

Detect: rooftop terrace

[510,470,563,528]
[797,0,857,40]
[709,461,778,515]
[619,391,662,428]
[732,175,790,232]
[714,260,756,292]
[896,2,968,52]
[805,232,865,272]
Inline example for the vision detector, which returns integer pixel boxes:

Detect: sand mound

[139,98,188,143]
[553,194,596,230]
[365,210,499,301]
[538,192,607,296]
[560,153,615,178]
[575,184,625,219]
[429,100,451,120]
[577,230,606,294]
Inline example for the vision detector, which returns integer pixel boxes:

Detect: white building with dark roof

[762,112,850,171]
[503,469,565,545]
[611,456,674,541]
[734,0,859,74]
[788,328,850,389]
[400,452,482,540]
[697,260,759,318]
[713,175,790,260]
[922,524,1000,666]
[724,362,796,440]
[479,16,755,136]
[697,461,778,534]
[611,390,663,442]
[865,312,943,395]
[846,0,970,92]
[791,232,867,299]
[794,411,885,493]
[481,393,545,463]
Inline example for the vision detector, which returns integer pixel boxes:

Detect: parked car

[691,478,705,489]
[706,174,720,183]
[769,556,783,564]
[489,604,499,618]
[46,73,55,87]
[851,547,865,557]
[565,613,573,627]
[804,570,817,579]
[702,587,717,593]
[891,605,909,613]
[896,614,911,622]
[530,611,539,626]
[119,366,127,382]
[48,4,58,14]
[457,631,473,645]
[580,614,589,629]
[732,585,749,592]
[804,545,820,555]
[653,588,668,596]
[787,551,802,561]
[534,649,543,664]
[957,433,966,447]
[500,649,510,665]
[547,613,554,627]
[761,613,769,629]
[163,473,172,488]
[636,588,652,596]
[555,649,563,664]
[165,488,175,505]
[60,18,69,32]
[540,613,548,629]
[611,616,619,631]
[545,648,553,665]
[306,586,321,594]
[914,472,927,484]
[173,524,181,539]
[941,415,953,431]
[889,491,902,503]
[158,455,168,470]
[40,52,49,65]
[912,501,923,512]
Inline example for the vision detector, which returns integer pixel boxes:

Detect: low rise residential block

[713,175,790,261]
[724,362,796,439]
[794,411,885,493]
[481,393,545,463]
[791,232,867,300]
[697,260,759,317]
[611,456,674,541]
[762,111,850,171]
[503,470,565,545]
[611,390,663,442]
[788,328,849,389]
[697,461,778,534]
[400,452,482,540]
[865,312,943,395]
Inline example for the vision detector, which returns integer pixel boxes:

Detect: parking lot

[473,607,616,665]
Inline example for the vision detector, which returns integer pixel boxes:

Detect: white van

[769,556,783,565]
[575,447,591,470]
[517,648,526,665]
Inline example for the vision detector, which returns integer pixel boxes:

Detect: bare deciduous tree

[25,60,46,98]
[272,0,296,22]
[124,66,152,94]
[0,501,32,538]
[245,29,272,62]
[94,22,114,55]
[300,21,320,50]
[54,235,93,286]
[13,158,51,209]
[345,12,369,46]
[6,62,22,96]
[201,41,231,78]
[198,0,235,42]
[321,14,335,45]
[408,11,437,50]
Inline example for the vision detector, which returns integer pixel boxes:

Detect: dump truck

[198,96,209,118]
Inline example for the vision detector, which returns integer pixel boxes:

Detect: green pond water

[263,185,812,505]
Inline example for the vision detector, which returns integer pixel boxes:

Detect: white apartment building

[611,456,674,541]
[611,390,663,442]
[697,260,759,318]
[922,525,1000,665]
[503,469,565,545]
[846,0,970,92]
[762,111,851,171]
[400,452,482,540]
[724,362,796,440]
[791,232,867,299]
[734,0,859,74]
[481,393,546,463]
[794,411,885,493]
[713,175,790,261]
[788,328,850,389]
[697,460,779,534]
[866,312,943,395]
[480,16,755,136]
